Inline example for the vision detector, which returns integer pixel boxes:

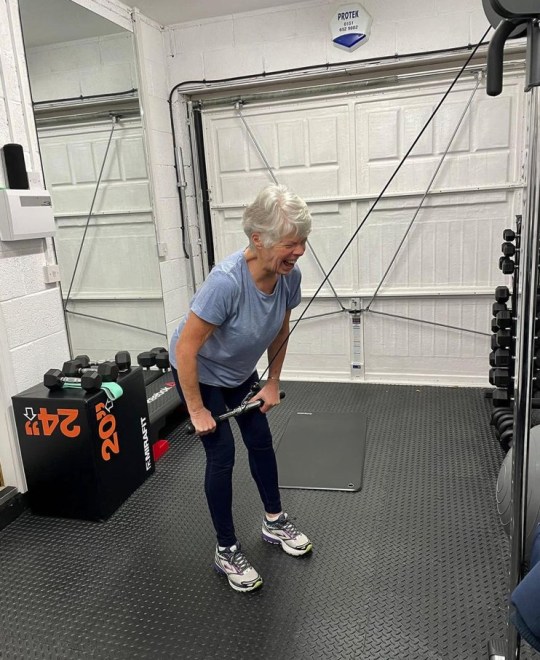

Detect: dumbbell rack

[489,217,533,451]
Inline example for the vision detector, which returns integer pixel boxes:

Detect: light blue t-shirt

[169,249,302,387]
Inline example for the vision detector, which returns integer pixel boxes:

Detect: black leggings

[171,367,282,547]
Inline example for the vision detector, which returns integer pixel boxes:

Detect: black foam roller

[1,143,29,189]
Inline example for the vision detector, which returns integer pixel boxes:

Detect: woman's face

[260,232,307,275]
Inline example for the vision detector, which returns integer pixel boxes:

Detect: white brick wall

[168,0,491,82]
[132,10,193,350]
[25,33,138,103]
[0,0,70,490]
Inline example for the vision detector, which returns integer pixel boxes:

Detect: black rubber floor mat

[1,382,538,659]
[275,411,366,491]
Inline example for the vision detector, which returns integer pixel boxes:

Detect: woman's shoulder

[213,250,244,275]
[206,250,244,288]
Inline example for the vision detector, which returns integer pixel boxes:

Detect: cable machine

[484,2,540,659]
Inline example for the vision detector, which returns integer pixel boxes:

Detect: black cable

[257,25,492,383]
[290,309,348,324]
[63,117,117,311]
[64,310,167,337]
[364,309,490,337]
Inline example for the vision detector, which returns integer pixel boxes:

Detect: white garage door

[38,115,167,360]
[200,70,525,386]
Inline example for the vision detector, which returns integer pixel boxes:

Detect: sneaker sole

[262,530,313,557]
[213,563,263,592]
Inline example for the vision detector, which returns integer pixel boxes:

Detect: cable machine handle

[185,391,286,434]
[487,18,523,96]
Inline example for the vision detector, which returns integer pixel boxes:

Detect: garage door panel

[119,137,148,179]
[402,104,434,156]
[68,143,96,183]
[356,82,519,194]
[55,219,163,297]
[205,102,352,205]
[368,109,400,160]
[40,143,72,185]
[247,122,278,171]
[49,181,151,214]
[435,101,471,153]
[200,72,524,385]
[277,120,305,167]
[306,202,355,296]
[258,299,351,381]
[212,209,246,259]
[93,140,122,181]
[473,96,512,150]
[216,126,247,173]
[67,299,166,361]
[359,193,514,292]
[363,297,490,384]
[308,115,340,165]
[39,117,166,355]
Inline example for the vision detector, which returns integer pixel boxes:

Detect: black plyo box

[12,367,155,521]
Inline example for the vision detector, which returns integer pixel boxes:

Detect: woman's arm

[254,309,292,413]
[176,311,217,435]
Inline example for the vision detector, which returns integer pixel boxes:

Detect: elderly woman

[169,184,313,592]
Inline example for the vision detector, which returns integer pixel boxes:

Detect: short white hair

[243,184,312,249]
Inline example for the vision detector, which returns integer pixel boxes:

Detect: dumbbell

[155,351,170,371]
[503,228,517,242]
[490,348,511,368]
[493,302,508,316]
[115,351,131,372]
[499,426,514,452]
[493,411,513,433]
[501,242,516,257]
[498,416,514,436]
[73,354,91,368]
[43,368,102,392]
[491,310,513,334]
[493,388,512,407]
[489,368,511,389]
[491,408,512,426]
[148,347,168,369]
[137,351,156,370]
[495,286,510,304]
[499,256,516,275]
[494,329,513,350]
[63,359,119,382]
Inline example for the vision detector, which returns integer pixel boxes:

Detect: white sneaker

[262,513,313,556]
[214,543,263,592]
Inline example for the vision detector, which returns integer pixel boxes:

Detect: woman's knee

[240,416,273,451]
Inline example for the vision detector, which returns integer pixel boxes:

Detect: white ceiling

[19,0,315,48]
[131,0,316,26]
[19,0,127,48]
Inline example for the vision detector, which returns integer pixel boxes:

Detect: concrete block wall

[0,0,70,490]
[25,32,138,103]
[131,10,193,344]
[168,0,491,83]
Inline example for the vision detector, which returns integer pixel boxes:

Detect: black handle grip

[185,390,285,435]
[487,19,522,96]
